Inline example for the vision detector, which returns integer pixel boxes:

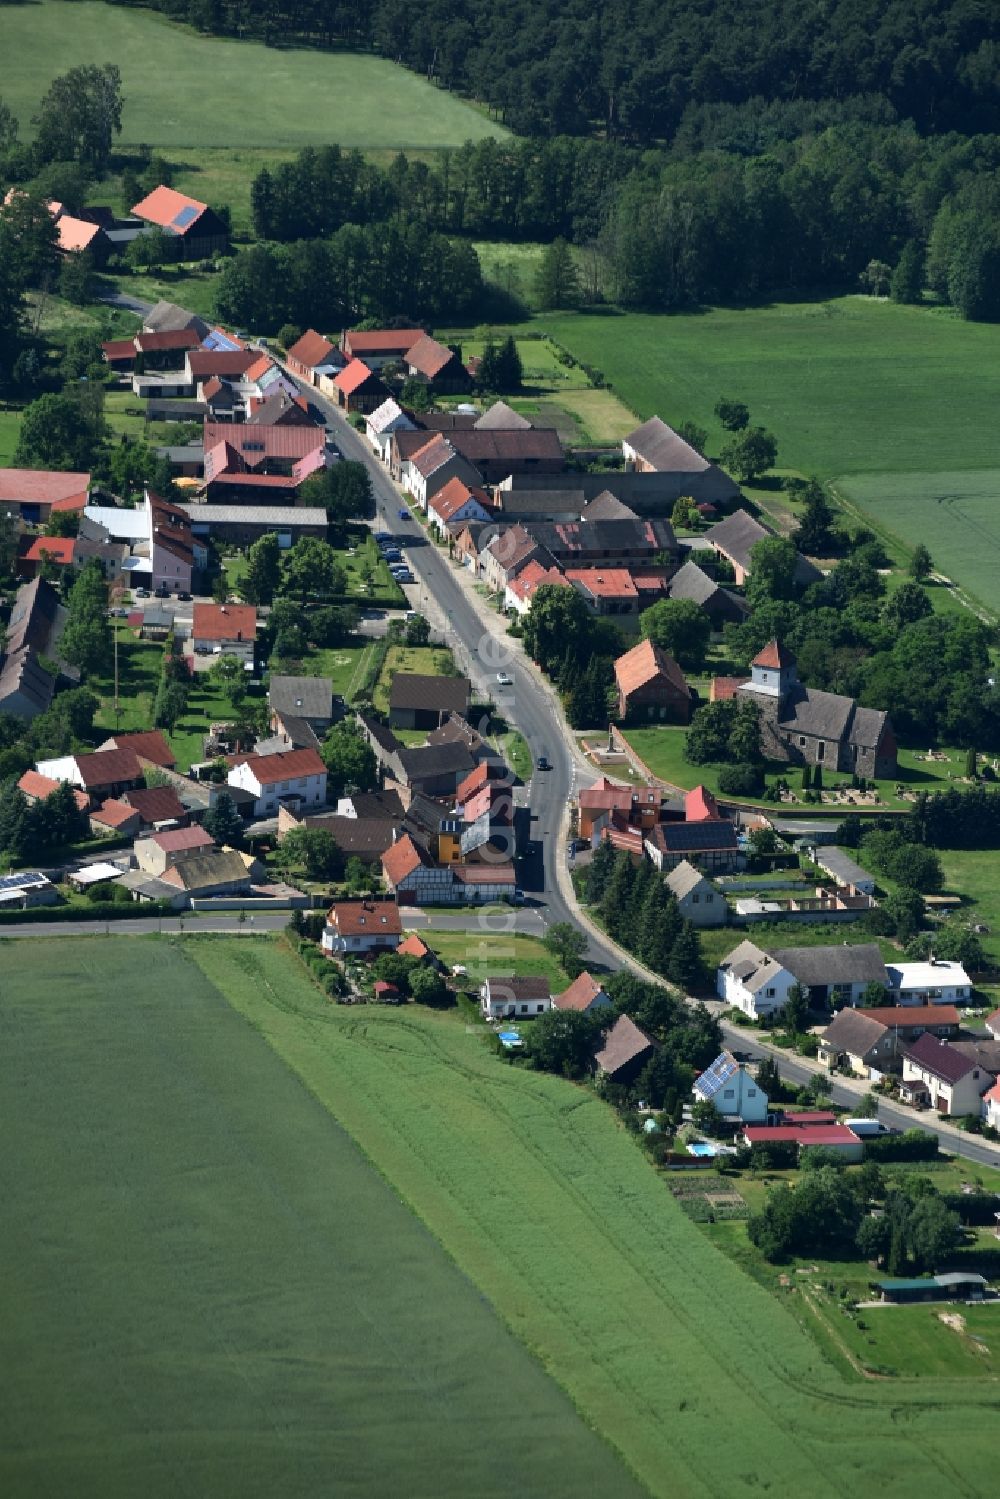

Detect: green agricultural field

[0,937,635,1499]
[837,470,1000,613]
[0,2,505,151]
[184,937,1000,1498]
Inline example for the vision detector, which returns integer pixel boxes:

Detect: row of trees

[214,224,483,332]
[0,778,90,862]
[585,842,706,991]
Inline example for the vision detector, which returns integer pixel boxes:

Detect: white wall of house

[227,764,327,818]
[901,1057,990,1116]
[717,964,796,1020]
[677,882,728,926]
[479,982,551,1021]
[889,962,973,1006]
[697,1068,768,1123]
[193,633,255,664]
[321,928,399,955]
[985,1091,1000,1130]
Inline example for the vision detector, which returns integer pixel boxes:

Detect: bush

[0,899,175,924]
[717,762,765,797]
[864,1129,938,1162]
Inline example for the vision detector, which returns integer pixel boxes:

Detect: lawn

[90,628,164,735]
[372,643,455,714]
[620,725,973,813]
[0,2,506,151]
[419,928,569,989]
[0,409,22,464]
[939,848,1000,970]
[185,937,1000,1498]
[0,936,633,1499]
[696,921,901,978]
[97,265,224,321]
[454,333,636,444]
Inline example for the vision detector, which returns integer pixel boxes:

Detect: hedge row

[0,899,175,925]
[863,1129,939,1162]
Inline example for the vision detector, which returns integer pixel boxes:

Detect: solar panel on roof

[0,871,46,892]
[172,204,201,230]
[696,1052,738,1099]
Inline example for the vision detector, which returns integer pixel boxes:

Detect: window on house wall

[766,987,775,997]
[817,742,825,761]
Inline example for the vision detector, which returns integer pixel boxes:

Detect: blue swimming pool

[687,1141,718,1157]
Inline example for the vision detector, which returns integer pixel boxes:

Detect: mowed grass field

[543,299,1000,606]
[0,1,505,150]
[0,937,641,1499]
[183,937,999,1499]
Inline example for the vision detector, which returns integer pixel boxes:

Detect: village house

[694,1051,768,1123]
[332,359,391,415]
[480,975,552,1021]
[284,329,340,385]
[96,729,176,772]
[388,672,470,731]
[703,509,822,588]
[181,505,327,549]
[577,778,675,843]
[131,186,230,259]
[268,675,334,745]
[524,518,677,570]
[666,559,749,630]
[118,783,189,830]
[504,560,571,615]
[381,832,516,905]
[900,1033,994,1116]
[158,847,254,901]
[552,972,612,1014]
[365,398,417,462]
[622,416,740,506]
[0,576,70,721]
[200,422,327,500]
[566,568,640,617]
[227,747,327,819]
[135,824,217,877]
[738,641,897,780]
[818,1004,961,1077]
[404,436,482,509]
[481,526,560,595]
[984,1079,1000,1132]
[643,819,741,874]
[17,769,90,814]
[716,940,798,1019]
[594,1014,655,1084]
[770,942,890,1008]
[341,329,425,368]
[322,899,402,956]
[444,428,564,484]
[403,334,471,394]
[427,477,494,537]
[191,603,257,663]
[665,860,728,926]
[35,747,144,806]
[613,638,693,722]
[743,1121,864,1162]
[0,469,90,525]
[886,960,973,1006]
[0,869,60,910]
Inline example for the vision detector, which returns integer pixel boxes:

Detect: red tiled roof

[202,376,224,400]
[286,329,335,368]
[861,1005,960,1029]
[24,536,76,566]
[202,422,324,465]
[132,185,208,232]
[236,747,325,786]
[686,785,720,822]
[780,1111,838,1125]
[344,329,423,357]
[245,352,275,383]
[0,469,90,507]
[189,350,257,379]
[328,899,402,938]
[150,825,215,853]
[408,434,456,478]
[553,972,607,1012]
[614,638,688,698]
[397,934,431,959]
[121,785,186,822]
[101,730,176,768]
[594,1014,654,1075]
[206,473,301,491]
[381,833,426,885]
[506,560,569,603]
[56,215,103,252]
[334,358,377,396]
[743,1125,860,1146]
[91,798,140,829]
[429,477,492,523]
[18,770,60,800]
[74,748,143,787]
[452,864,515,884]
[136,329,201,354]
[566,567,638,599]
[751,639,796,670]
[192,602,257,641]
[405,333,455,380]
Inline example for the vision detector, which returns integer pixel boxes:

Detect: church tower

[746,640,798,702]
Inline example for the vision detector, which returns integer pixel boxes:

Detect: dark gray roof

[6,576,64,657]
[770,943,889,988]
[396,741,475,782]
[146,400,206,422]
[388,673,470,714]
[501,468,738,510]
[474,401,533,431]
[903,1032,981,1083]
[269,674,333,721]
[655,821,738,853]
[143,301,210,337]
[776,686,890,750]
[666,559,721,607]
[346,790,405,820]
[705,508,822,584]
[403,792,452,841]
[579,490,638,521]
[525,518,676,558]
[298,814,394,856]
[356,711,402,757]
[624,416,712,474]
[0,648,55,716]
[820,1008,889,1057]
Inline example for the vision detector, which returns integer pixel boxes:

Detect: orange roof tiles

[553,972,607,1012]
[101,730,176,768]
[57,215,102,252]
[334,358,377,396]
[429,477,492,523]
[381,833,426,885]
[328,899,402,938]
[237,748,325,786]
[751,639,797,670]
[132,185,207,232]
[344,329,423,357]
[192,603,257,642]
[405,333,455,379]
[24,536,76,566]
[18,770,60,801]
[566,567,638,599]
[0,469,90,507]
[614,638,688,698]
[90,798,140,829]
[685,785,720,822]
[397,934,431,959]
[286,329,335,368]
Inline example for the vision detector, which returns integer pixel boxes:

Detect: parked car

[135,588,151,598]
[109,606,129,617]
[373,531,393,543]
[398,508,411,520]
[176,590,192,601]
[154,586,169,598]
[392,569,414,583]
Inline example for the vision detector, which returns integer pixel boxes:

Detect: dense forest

[109,0,999,141]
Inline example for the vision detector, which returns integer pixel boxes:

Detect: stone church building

[738,640,897,779]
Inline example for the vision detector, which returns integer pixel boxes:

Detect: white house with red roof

[135,824,216,876]
[984,1079,1000,1131]
[227,747,327,818]
[427,477,494,537]
[192,602,257,663]
[322,899,402,955]
[504,560,571,616]
[552,972,612,1014]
